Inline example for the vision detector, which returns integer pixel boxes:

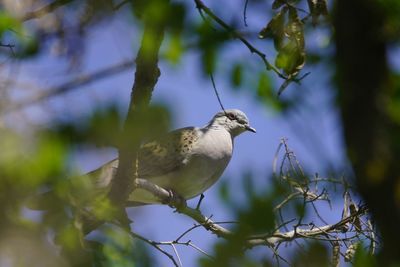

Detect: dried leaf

[332,241,340,267]
[367,219,376,255]
[345,242,359,262]
[307,0,329,26]
[349,202,362,232]
[342,191,350,219]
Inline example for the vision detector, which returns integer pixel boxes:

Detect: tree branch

[82,1,168,234]
[22,0,74,21]
[131,177,369,249]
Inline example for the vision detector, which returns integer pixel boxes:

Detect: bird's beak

[245,125,256,133]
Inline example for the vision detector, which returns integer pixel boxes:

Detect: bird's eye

[227,113,236,120]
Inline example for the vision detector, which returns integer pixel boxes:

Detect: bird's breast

[193,128,233,160]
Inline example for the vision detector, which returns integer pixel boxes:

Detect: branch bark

[82,1,167,234]
[22,0,74,21]
[131,177,368,249]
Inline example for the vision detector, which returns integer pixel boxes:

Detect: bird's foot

[164,189,187,210]
[195,193,205,210]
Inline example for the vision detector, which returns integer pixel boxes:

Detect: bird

[89,109,256,205]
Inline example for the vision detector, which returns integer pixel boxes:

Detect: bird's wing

[138,127,199,178]
[87,127,200,189]
[88,158,119,188]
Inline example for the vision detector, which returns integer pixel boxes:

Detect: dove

[90,109,256,205]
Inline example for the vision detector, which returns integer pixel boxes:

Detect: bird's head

[209,109,256,137]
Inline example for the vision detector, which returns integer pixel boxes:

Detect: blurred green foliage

[0,104,169,266]
[0,11,39,57]
[291,242,329,267]
[1,0,399,266]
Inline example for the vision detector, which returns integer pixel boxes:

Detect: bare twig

[6,60,134,112]
[243,0,250,27]
[209,73,226,112]
[171,243,182,267]
[194,0,286,79]
[0,43,15,56]
[126,230,180,267]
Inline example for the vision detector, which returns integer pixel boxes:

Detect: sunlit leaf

[0,10,40,57]
[0,11,22,36]
[275,40,305,75]
[287,8,305,49]
[165,32,183,64]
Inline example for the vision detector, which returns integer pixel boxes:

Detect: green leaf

[16,35,40,58]
[259,7,287,51]
[256,72,290,110]
[196,20,228,75]
[287,7,305,49]
[230,63,243,88]
[272,0,285,9]
[201,48,216,75]
[292,242,330,266]
[165,32,183,64]
[353,244,377,267]
[0,11,22,36]
[218,179,231,204]
[275,40,305,75]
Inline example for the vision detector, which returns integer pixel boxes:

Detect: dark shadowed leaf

[291,242,330,267]
[307,0,329,26]
[272,0,285,9]
[257,72,289,111]
[259,7,287,50]
[230,63,243,88]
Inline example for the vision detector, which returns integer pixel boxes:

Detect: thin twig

[194,0,286,79]
[6,60,134,112]
[0,43,15,56]
[171,243,183,267]
[209,73,226,112]
[127,231,180,267]
[272,141,284,177]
